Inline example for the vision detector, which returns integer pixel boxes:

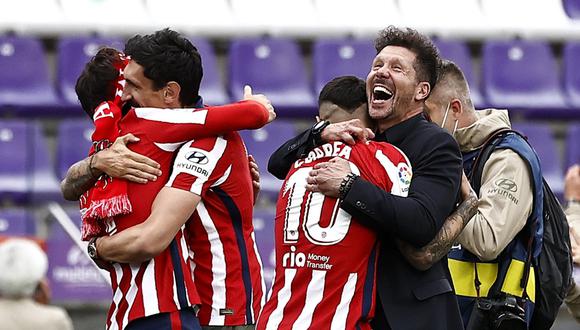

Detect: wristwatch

[87,237,99,260]
[312,120,330,146]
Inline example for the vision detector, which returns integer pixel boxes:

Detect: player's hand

[306,157,351,198]
[243,85,276,123]
[249,155,260,205]
[320,119,375,145]
[94,133,161,184]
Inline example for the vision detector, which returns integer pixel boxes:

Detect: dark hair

[124,28,202,106]
[374,26,440,90]
[75,47,122,118]
[318,76,367,113]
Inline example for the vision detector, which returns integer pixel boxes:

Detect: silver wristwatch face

[88,242,97,259]
[313,120,327,131]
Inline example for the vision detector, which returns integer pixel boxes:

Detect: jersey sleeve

[133,100,269,143]
[165,136,230,197]
[355,142,412,198]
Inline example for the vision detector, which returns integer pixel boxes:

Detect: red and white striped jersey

[256,141,411,330]
[101,102,269,330]
[166,132,266,326]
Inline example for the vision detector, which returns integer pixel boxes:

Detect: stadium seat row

[2,35,580,118]
[1,0,580,39]
[0,119,577,204]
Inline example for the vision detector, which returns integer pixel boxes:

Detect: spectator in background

[0,238,73,330]
[564,164,580,323]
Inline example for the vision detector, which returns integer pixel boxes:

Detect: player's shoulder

[352,140,409,164]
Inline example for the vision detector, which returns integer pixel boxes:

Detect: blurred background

[0,0,579,329]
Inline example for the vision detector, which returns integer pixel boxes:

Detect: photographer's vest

[448,132,544,326]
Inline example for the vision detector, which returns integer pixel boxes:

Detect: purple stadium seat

[229,38,316,117]
[0,209,36,236]
[188,37,229,106]
[239,120,297,198]
[0,121,32,202]
[57,120,94,179]
[0,36,59,114]
[30,122,61,202]
[0,121,60,203]
[512,123,563,195]
[312,38,375,96]
[563,42,580,108]
[252,208,276,288]
[482,40,566,110]
[57,36,124,110]
[434,39,484,108]
[566,124,580,169]
[564,0,580,19]
[46,210,110,302]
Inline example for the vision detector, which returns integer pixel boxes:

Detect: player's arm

[397,172,478,271]
[96,187,200,263]
[145,86,275,143]
[61,133,161,201]
[62,86,273,201]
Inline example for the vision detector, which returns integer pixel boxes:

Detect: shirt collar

[377,113,425,144]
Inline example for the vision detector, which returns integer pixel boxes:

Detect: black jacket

[268,114,464,330]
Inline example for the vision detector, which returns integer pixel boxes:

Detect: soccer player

[84,48,267,329]
[62,30,273,330]
[256,76,411,329]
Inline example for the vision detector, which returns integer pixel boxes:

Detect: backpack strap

[469,128,537,297]
[468,128,514,191]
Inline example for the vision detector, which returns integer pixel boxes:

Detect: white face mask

[440,102,451,128]
[439,102,458,135]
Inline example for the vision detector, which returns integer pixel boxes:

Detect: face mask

[440,102,459,136]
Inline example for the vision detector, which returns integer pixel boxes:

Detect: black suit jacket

[268,114,464,330]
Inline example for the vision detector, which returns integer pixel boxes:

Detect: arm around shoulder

[96,187,200,263]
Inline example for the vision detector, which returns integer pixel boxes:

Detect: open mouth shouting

[371,84,394,109]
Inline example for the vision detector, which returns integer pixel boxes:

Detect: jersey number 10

[282,165,360,246]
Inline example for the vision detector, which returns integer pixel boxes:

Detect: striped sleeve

[166,136,229,197]
[133,101,269,144]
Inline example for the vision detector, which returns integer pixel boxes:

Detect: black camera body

[467,295,527,330]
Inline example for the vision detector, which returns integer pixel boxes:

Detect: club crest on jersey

[398,163,412,186]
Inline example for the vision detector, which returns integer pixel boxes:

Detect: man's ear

[450,98,463,120]
[415,82,431,101]
[163,81,181,105]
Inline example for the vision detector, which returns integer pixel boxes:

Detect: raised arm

[95,187,199,263]
[61,89,275,201]
[398,173,479,271]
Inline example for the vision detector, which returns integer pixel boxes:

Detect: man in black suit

[268,26,465,329]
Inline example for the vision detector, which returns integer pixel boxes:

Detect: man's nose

[376,64,390,78]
